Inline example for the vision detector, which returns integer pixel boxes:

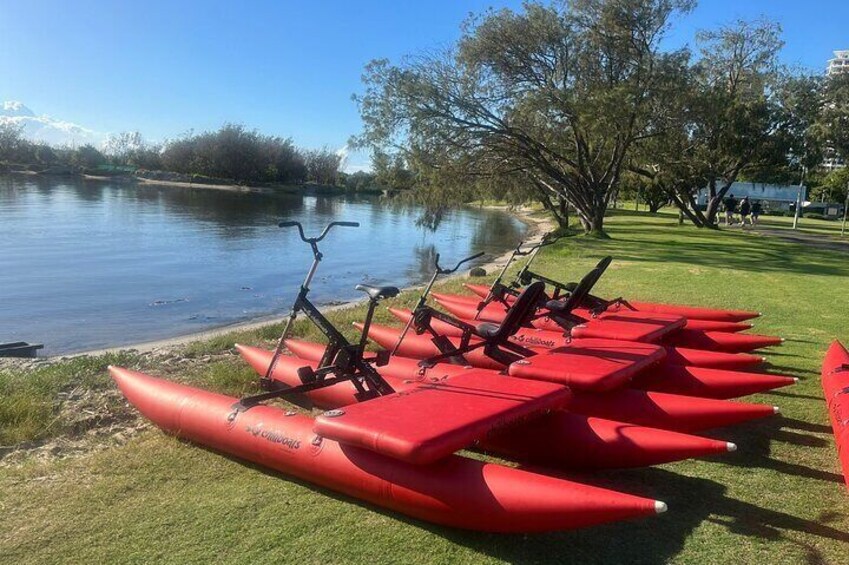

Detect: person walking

[751,200,762,225]
[739,197,751,227]
[723,194,738,225]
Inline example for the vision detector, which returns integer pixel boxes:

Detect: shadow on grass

[764,390,826,403]
[425,467,849,565]
[783,338,819,345]
[177,415,848,565]
[715,418,844,485]
[776,416,832,435]
[757,350,799,358]
[565,214,849,278]
[206,443,705,564]
[763,364,819,378]
[609,240,846,278]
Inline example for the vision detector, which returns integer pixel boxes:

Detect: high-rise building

[827,50,849,76]
[822,51,848,171]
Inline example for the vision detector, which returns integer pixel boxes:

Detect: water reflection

[0,175,526,353]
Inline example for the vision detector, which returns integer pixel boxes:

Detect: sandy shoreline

[3,170,347,196]
[133,176,273,194]
[65,206,554,358]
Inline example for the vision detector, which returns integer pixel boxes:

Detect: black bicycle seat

[355,284,400,300]
[546,299,569,313]
[475,322,501,339]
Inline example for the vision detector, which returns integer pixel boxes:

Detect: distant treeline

[0,123,348,187]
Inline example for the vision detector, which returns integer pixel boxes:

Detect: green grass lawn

[2,209,848,564]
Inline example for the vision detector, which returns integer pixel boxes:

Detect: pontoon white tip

[106,365,113,370]
[761,357,768,362]
[793,377,799,383]
[773,406,781,414]
[780,338,786,342]
[655,501,668,514]
[726,442,737,452]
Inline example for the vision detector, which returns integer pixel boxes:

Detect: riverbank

[2,208,848,563]
[2,168,380,195]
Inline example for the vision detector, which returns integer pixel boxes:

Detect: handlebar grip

[278,221,300,228]
[333,221,360,227]
[467,251,485,261]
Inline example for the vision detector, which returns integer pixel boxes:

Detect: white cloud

[2,101,35,117]
[337,144,372,174]
[0,101,104,147]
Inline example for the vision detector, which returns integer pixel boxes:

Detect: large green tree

[304,147,343,185]
[354,0,695,236]
[818,72,849,168]
[631,19,797,227]
[688,19,788,225]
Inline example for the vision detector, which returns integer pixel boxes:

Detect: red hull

[385,311,766,370]
[463,283,760,322]
[432,296,777,352]
[621,300,760,323]
[275,340,778,433]
[433,295,682,343]
[821,341,849,490]
[109,366,665,531]
[662,329,783,353]
[630,364,796,400]
[238,345,736,468]
[680,319,753,333]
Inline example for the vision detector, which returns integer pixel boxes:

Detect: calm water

[0,176,526,354]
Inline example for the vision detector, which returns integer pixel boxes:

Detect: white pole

[842,182,848,237]
[792,168,805,231]
[792,187,801,230]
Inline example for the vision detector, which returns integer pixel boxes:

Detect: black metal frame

[391,251,539,369]
[472,233,567,316]
[466,245,616,338]
[390,250,484,355]
[409,263,607,368]
[414,305,537,368]
[522,256,618,320]
[475,232,621,325]
[230,221,394,417]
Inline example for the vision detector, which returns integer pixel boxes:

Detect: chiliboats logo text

[245,423,302,450]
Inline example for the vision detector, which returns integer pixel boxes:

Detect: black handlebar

[434,251,485,275]
[278,220,360,243]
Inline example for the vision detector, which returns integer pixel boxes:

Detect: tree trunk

[704,177,737,226]
[558,196,569,229]
[663,185,714,228]
[531,178,608,237]
[585,205,609,238]
[535,190,570,229]
[704,197,721,226]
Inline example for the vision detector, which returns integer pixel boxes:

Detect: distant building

[823,51,848,171]
[696,182,845,219]
[805,201,845,219]
[696,182,805,213]
[827,50,849,76]
[821,148,845,172]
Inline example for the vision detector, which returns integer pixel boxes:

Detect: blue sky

[1,1,847,171]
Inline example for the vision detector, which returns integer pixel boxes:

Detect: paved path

[753,227,849,254]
